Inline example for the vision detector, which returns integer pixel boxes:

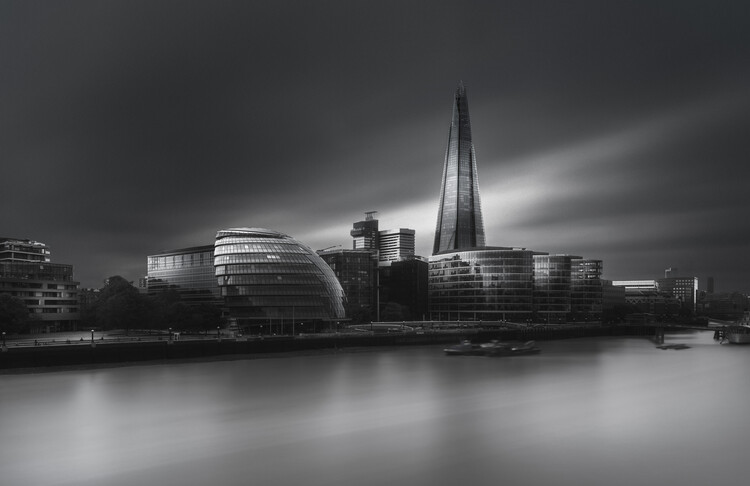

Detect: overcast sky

[2,1,749,292]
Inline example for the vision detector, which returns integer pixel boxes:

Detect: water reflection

[1,332,747,486]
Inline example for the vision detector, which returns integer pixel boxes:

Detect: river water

[1,331,747,486]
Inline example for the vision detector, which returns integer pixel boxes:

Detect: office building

[318,248,377,322]
[570,259,603,321]
[433,81,485,254]
[533,254,574,323]
[146,245,220,304]
[429,248,535,321]
[378,228,415,263]
[341,213,422,321]
[214,228,346,332]
[0,237,80,332]
[378,257,428,321]
[657,276,699,313]
[612,280,680,316]
[351,211,379,251]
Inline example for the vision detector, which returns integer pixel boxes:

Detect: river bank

[0,324,705,372]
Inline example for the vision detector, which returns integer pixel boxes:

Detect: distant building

[698,292,748,320]
[215,228,346,332]
[378,257,428,321]
[342,213,423,321]
[533,254,574,323]
[602,280,626,310]
[318,248,377,322]
[657,276,698,313]
[570,259,603,321]
[350,211,379,251]
[146,245,219,305]
[0,237,80,332]
[611,280,681,316]
[378,228,415,263]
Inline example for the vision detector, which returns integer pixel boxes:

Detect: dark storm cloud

[1,1,749,291]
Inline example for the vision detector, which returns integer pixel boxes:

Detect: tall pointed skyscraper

[433,82,486,254]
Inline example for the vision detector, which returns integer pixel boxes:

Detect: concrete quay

[0,324,700,371]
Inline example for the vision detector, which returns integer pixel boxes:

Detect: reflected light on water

[1,332,748,486]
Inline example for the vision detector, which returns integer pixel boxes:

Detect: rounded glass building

[428,248,534,322]
[214,228,345,332]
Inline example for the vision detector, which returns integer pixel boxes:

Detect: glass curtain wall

[215,228,346,333]
[428,248,533,322]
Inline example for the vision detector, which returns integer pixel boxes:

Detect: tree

[0,294,32,334]
[90,276,150,333]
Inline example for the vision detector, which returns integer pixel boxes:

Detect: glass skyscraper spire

[433,81,485,255]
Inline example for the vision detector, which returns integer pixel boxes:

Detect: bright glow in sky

[2,1,749,291]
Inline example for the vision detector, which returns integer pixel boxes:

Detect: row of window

[216,264,323,276]
[147,253,213,271]
[214,243,308,256]
[220,274,328,286]
[215,253,313,265]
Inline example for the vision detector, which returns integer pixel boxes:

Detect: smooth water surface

[1,332,747,486]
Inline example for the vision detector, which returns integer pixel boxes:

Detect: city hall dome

[214,228,346,330]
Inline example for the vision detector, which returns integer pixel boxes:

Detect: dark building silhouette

[570,259,603,321]
[351,211,380,251]
[433,82,485,254]
[318,248,377,323]
[0,237,80,332]
[378,257,429,321]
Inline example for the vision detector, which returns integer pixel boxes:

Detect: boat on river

[443,340,485,356]
[444,340,541,356]
[723,326,750,344]
[656,343,691,350]
[484,340,541,357]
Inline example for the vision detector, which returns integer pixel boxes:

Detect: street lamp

[91,329,94,343]
[2,331,6,351]
[217,326,221,340]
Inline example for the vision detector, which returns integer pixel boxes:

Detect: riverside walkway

[0,321,721,371]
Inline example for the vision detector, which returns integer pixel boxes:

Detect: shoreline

[0,324,713,374]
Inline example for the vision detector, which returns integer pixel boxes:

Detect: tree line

[1,276,223,334]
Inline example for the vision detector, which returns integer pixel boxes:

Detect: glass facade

[433,82,485,254]
[215,228,346,329]
[428,248,534,321]
[533,255,573,322]
[146,245,220,304]
[318,249,377,321]
[570,259,603,320]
